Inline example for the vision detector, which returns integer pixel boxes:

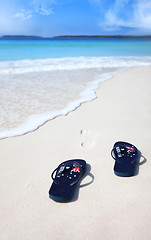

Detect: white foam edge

[0,72,112,140]
[0,56,151,74]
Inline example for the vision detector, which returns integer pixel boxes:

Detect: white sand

[0,66,151,240]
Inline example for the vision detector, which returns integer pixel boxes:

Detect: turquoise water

[0,37,151,61]
[0,37,151,139]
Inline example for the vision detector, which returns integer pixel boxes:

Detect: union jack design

[126,146,135,153]
[71,165,80,173]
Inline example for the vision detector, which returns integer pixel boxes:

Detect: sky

[0,0,151,37]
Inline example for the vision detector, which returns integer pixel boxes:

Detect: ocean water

[0,37,151,139]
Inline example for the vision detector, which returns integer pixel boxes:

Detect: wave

[0,56,151,74]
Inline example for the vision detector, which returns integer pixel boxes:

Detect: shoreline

[0,69,113,139]
[0,66,151,240]
[0,63,149,140]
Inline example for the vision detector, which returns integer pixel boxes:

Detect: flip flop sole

[114,171,135,177]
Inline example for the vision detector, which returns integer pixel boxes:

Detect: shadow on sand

[134,151,147,176]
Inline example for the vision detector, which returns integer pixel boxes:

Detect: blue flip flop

[49,159,86,202]
[111,141,139,177]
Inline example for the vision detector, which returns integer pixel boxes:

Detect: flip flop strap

[111,146,138,163]
[111,148,116,160]
[51,162,82,186]
[51,167,62,183]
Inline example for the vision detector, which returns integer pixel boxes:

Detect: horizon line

[1,34,151,39]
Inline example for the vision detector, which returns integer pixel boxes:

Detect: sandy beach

[0,66,151,240]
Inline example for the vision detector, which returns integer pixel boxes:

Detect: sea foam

[0,56,151,74]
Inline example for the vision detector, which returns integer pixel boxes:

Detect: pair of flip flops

[49,141,140,202]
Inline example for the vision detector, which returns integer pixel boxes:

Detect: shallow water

[0,67,117,138]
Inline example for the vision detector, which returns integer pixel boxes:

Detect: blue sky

[0,0,151,37]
